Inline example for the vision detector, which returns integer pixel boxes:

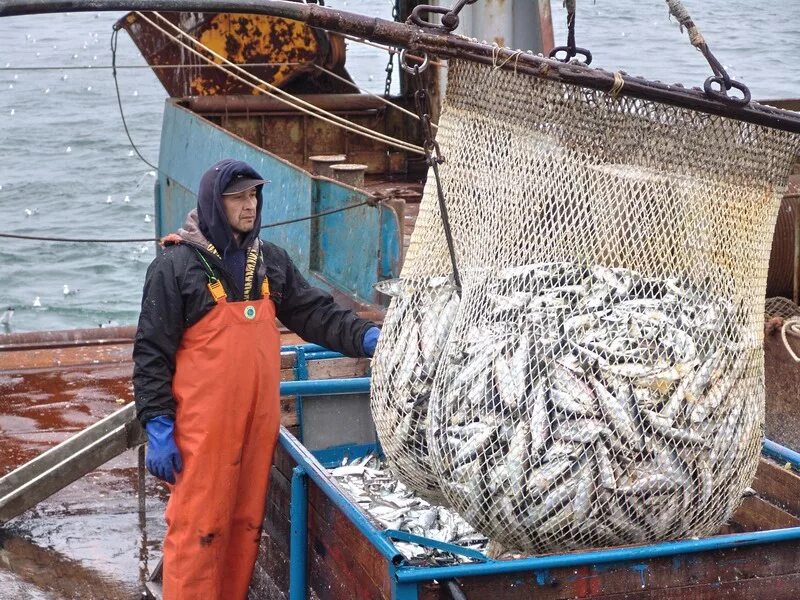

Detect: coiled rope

[781,316,800,362]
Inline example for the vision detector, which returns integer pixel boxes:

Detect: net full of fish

[370,276,460,504]
[428,261,763,553]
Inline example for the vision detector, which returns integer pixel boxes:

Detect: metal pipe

[281,343,332,354]
[279,377,370,397]
[2,1,800,133]
[280,343,343,360]
[394,525,800,583]
[294,347,309,442]
[289,466,309,600]
[762,438,800,471]
[278,428,403,564]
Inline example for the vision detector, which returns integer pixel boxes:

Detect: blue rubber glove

[362,326,380,357]
[145,416,183,484]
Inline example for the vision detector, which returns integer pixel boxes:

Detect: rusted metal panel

[0,326,136,351]
[187,93,391,113]
[119,10,353,97]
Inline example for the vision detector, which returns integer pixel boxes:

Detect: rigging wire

[0,62,304,71]
[310,63,437,129]
[0,200,376,244]
[111,26,159,172]
[138,11,424,155]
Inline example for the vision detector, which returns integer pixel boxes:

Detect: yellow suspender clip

[207,279,226,302]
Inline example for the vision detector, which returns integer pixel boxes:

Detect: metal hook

[548,45,593,66]
[400,49,430,75]
[407,0,479,32]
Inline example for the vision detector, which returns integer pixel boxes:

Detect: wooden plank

[421,571,800,600]
[307,483,391,597]
[0,403,137,497]
[753,457,800,515]
[307,357,370,380]
[252,527,291,599]
[0,403,143,524]
[726,495,800,532]
[272,438,299,480]
[308,504,385,600]
[264,465,291,554]
[417,538,800,600]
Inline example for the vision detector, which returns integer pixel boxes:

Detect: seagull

[32,296,42,307]
[24,208,39,217]
[0,307,13,326]
[124,195,130,203]
[106,195,112,204]
[144,214,152,223]
[66,146,71,153]
[63,284,79,296]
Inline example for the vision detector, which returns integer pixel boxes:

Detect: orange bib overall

[163,280,281,599]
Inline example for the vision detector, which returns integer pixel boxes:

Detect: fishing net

[411,59,800,553]
[370,173,458,505]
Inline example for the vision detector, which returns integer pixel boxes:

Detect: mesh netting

[370,173,458,504]
[765,296,800,321]
[376,58,799,553]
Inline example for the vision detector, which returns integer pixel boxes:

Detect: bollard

[309,154,347,178]
[329,163,368,188]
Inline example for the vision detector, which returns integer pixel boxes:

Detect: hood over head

[196,159,265,256]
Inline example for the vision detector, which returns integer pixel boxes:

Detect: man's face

[222,187,258,237]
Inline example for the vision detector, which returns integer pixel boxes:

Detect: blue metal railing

[762,438,800,471]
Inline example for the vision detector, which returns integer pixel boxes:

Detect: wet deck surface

[0,325,314,599]
[0,333,166,599]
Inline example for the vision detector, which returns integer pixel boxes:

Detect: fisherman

[133,158,380,599]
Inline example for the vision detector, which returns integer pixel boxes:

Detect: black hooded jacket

[133,160,375,425]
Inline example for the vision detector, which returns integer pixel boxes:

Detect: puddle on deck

[0,354,167,599]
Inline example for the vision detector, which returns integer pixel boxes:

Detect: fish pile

[370,276,460,504]
[429,262,762,552]
[328,453,490,564]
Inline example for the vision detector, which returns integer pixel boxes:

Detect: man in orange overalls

[133,159,380,599]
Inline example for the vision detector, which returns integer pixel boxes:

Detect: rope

[493,48,524,73]
[310,63,437,129]
[339,33,448,69]
[0,233,159,243]
[666,0,705,47]
[111,27,159,172]
[610,71,625,98]
[781,316,800,363]
[0,201,375,244]
[137,12,424,155]
[260,200,372,229]
[0,62,304,71]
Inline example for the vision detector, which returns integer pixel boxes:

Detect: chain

[383,1,399,96]
[409,61,461,291]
